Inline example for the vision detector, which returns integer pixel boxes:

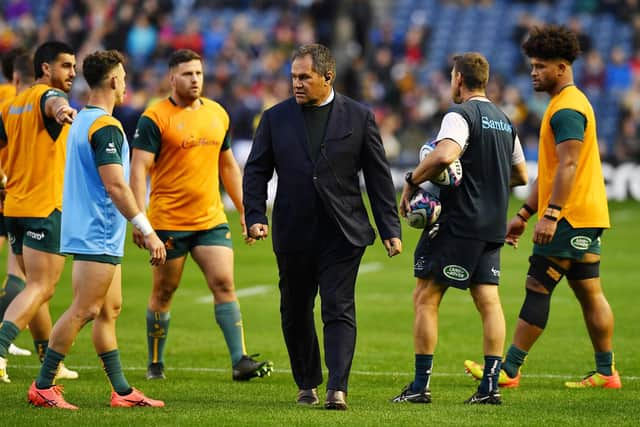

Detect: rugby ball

[419,141,463,187]
[405,187,441,229]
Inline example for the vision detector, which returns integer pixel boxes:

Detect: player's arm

[218,133,254,244]
[130,115,160,248]
[360,110,402,257]
[533,108,585,245]
[400,111,464,217]
[93,124,165,265]
[510,134,528,187]
[243,112,274,241]
[42,89,76,124]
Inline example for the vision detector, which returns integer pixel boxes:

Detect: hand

[532,216,558,246]
[132,228,146,249]
[144,232,167,266]
[505,215,527,248]
[240,214,256,245]
[399,183,415,217]
[55,104,77,125]
[383,237,402,257]
[248,223,269,240]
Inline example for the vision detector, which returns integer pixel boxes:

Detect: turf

[1,199,638,426]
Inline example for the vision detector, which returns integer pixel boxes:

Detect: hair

[521,25,581,64]
[452,52,489,90]
[168,49,202,68]
[1,47,27,81]
[33,41,74,79]
[12,52,34,81]
[82,50,125,88]
[291,43,336,80]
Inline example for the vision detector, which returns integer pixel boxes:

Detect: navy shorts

[413,223,503,290]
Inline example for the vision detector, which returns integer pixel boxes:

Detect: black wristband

[548,203,562,211]
[543,214,558,222]
[521,203,535,215]
[405,171,415,186]
[516,213,528,222]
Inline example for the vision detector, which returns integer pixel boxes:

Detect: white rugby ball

[419,141,463,188]
[405,187,441,229]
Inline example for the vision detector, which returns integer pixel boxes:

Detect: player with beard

[131,49,273,382]
[465,25,620,390]
[0,41,79,383]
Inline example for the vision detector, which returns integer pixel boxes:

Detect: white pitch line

[196,285,273,303]
[15,364,640,381]
[358,262,383,274]
[195,262,382,304]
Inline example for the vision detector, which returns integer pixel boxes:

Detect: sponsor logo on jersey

[481,116,512,132]
[9,104,33,115]
[181,136,219,149]
[26,230,45,241]
[106,142,117,154]
[443,265,469,281]
[570,236,592,250]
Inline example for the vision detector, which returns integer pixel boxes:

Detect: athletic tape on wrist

[131,213,154,236]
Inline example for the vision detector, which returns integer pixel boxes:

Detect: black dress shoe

[324,389,347,410]
[296,388,319,405]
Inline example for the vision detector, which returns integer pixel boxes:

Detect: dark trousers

[275,222,365,393]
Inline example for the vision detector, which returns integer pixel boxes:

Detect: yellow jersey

[0,84,68,217]
[0,83,16,103]
[537,85,609,228]
[133,97,231,230]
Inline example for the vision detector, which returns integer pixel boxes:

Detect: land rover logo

[443,265,469,281]
[570,236,591,250]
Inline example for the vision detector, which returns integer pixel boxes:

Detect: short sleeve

[132,115,162,156]
[91,125,124,166]
[550,109,586,144]
[221,130,231,151]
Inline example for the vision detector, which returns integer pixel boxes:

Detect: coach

[243,43,402,410]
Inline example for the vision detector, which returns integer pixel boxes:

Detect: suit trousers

[275,216,365,393]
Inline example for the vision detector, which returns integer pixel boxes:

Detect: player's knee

[102,300,122,320]
[518,288,550,329]
[210,279,235,300]
[74,304,103,324]
[527,255,567,293]
[566,261,600,281]
[154,285,178,306]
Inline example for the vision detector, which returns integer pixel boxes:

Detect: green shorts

[73,253,122,265]
[5,209,62,255]
[533,218,603,260]
[156,223,233,260]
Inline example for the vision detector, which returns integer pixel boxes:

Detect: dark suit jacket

[243,92,401,253]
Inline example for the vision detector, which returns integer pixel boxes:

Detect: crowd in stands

[1,0,639,165]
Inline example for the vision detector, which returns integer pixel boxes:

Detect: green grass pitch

[1,198,638,426]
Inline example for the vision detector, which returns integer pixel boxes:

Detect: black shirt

[440,100,516,243]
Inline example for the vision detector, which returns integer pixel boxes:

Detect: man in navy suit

[243,43,402,410]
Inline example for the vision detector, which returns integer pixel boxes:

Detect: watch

[405,171,415,186]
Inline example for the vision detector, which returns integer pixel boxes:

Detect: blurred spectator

[172,20,203,53]
[567,16,592,53]
[580,50,606,95]
[614,113,640,162]
[605,46,632,94]
[126,14,158,68]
